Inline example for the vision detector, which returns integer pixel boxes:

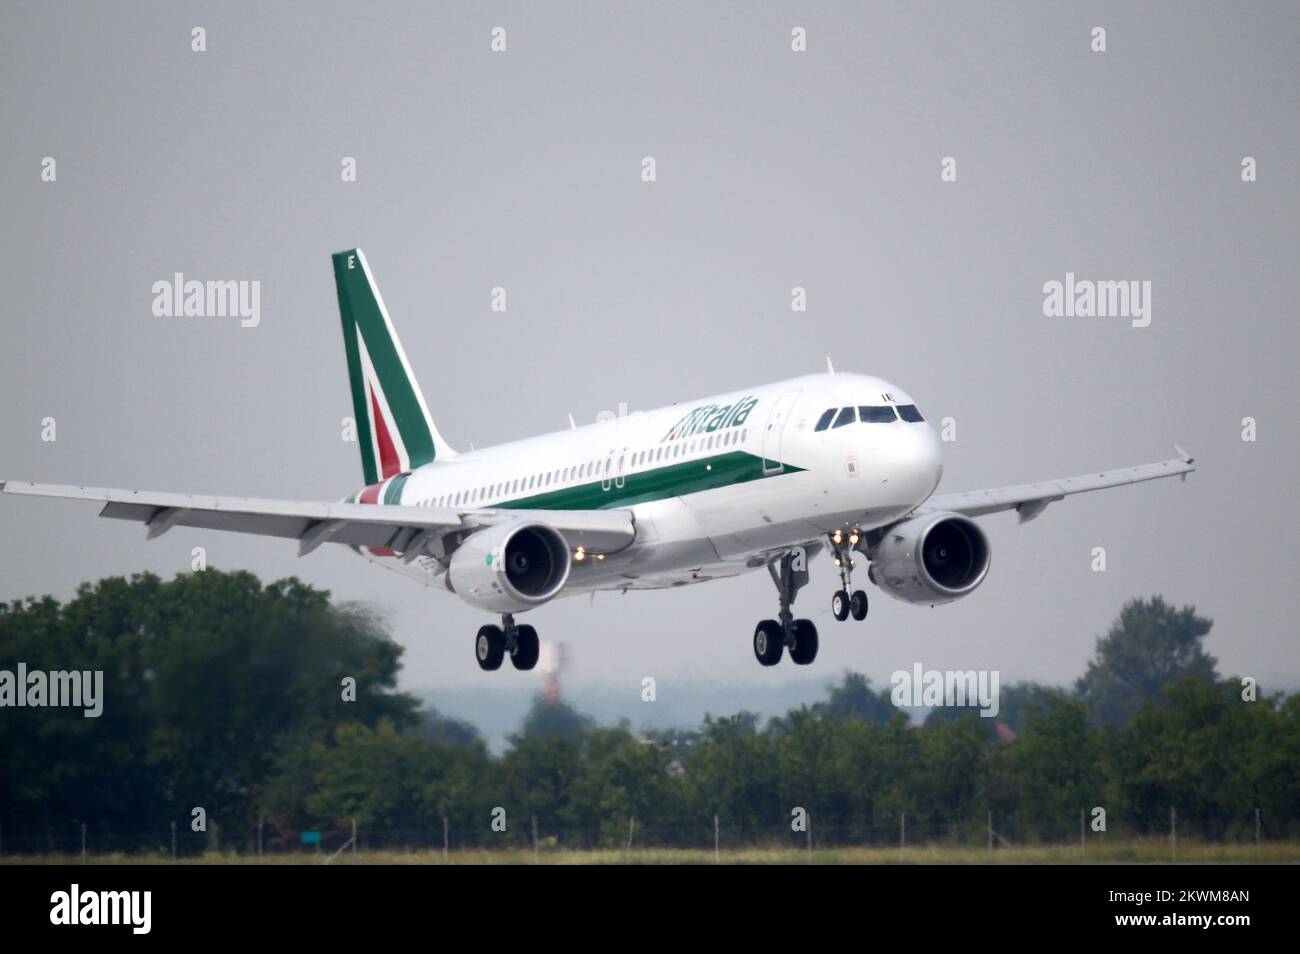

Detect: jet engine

[866,511,991,606]
[447,520,571,613]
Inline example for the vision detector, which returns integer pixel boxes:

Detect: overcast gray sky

[2,1,1297,707]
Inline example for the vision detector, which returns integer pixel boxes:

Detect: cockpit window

[832,407,856,429]
[814,408,836,432]
[896,404,925,423]
[858,405,897,423]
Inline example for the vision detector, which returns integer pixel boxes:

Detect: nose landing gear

[830,530,870,623]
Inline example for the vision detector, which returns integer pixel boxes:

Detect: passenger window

[832,407,855,429]
[814,409,836,432]
[897,404,925,423]
[858,405,897,423]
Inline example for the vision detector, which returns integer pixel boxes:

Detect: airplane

[1,248,1196,671]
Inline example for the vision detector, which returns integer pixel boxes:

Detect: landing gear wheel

[511,624,540,671]
[832,589,850,621]
[476,624,506,671]
[753,620,784,666]
[850,590,869,621]
[789,619,819,665]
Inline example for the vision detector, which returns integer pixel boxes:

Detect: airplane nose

[919,425,943,494]
[860,422,943,509]
[903,424,943,502]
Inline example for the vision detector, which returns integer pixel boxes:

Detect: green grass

[7,840,1298,865]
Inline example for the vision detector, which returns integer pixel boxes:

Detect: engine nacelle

[447,521,571,613]
[867,511,991,606]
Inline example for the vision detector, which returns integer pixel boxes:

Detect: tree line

[0,570,1295,853]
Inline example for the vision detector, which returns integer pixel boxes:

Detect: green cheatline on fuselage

[497,450,804,512]
[347,451,805,513]
[383,473,409,505]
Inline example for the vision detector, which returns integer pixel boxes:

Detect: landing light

[849,532,860,546]
[574,547,586,562]
[832,530,843,544]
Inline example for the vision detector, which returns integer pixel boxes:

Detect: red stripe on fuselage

[355,478,394,556]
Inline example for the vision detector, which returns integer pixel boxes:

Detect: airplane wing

[0,481,635,560]
[917,447,1195,524]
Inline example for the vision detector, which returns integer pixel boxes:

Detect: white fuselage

[357,372,943,596]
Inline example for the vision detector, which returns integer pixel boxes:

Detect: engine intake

[447,521,571,613]
[867,511,991,606]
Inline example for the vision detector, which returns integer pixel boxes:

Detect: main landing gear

[476,613,540,672]
[828,529,869,623]
[754,550,819,667]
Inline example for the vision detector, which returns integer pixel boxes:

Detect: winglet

[1174,444,1194,464]
[826,356,835,374]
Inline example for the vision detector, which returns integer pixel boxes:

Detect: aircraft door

[761,389,803,473]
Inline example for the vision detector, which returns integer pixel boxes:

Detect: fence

[0,807,1288,860]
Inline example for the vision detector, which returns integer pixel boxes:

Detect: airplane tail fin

[332,248,456,485]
